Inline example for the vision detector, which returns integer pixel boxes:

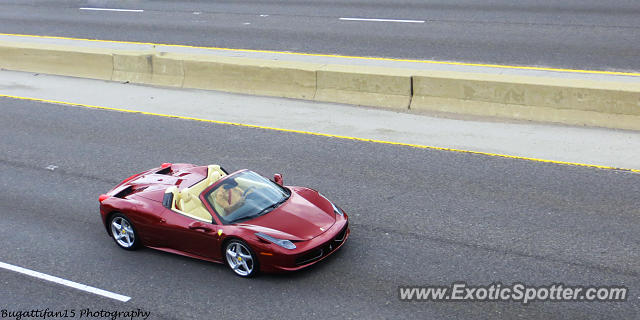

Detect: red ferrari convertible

[98,163,349,277]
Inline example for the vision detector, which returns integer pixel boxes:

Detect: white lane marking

[260,14,269,17]
[79,8,143,13]
[339,17,425,23]
[45,164,58,171]
[0,261,131,302]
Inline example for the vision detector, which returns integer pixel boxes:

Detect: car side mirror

[273,173,283,186]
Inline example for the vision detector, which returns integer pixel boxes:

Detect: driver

[214,180,245,217]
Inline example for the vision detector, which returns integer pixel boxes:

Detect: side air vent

[113,186,134,199]
[156,167,172,175]
[114,186,148,199]
[133,186,148,193]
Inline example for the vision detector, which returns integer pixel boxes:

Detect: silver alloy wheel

[111,217,135,248]
[225,242,254,277]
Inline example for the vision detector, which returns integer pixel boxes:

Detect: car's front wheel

[109,213,139,250]
[225,240,258,277]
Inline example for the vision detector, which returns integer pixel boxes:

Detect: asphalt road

[1,0,640,71]
[1,97,639,319]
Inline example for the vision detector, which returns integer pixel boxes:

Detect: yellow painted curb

[1,39,639,131]
[2,32,640,77]
[1,93,638,174]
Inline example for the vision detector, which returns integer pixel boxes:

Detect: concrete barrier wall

[152,54,184,87]
[181,54,318,100]
[1,41,639,130]
[112,52,184,87]
[411,71,640,130]
[112,52,152,84]
[0,41,113,80]
[315,65,412,109]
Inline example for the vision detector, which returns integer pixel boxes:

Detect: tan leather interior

[163,165,226,223]
[189,167,223,196]
[177,187,210,221]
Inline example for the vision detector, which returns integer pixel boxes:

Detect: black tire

[224,239,259,278]
[109,213,140,251]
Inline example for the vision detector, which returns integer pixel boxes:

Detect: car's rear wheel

[109,214,139,250]
[225,240,258,277]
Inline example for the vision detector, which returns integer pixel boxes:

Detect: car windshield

[205,170,290,224]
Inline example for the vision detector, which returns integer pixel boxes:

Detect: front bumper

[256,215,350,273]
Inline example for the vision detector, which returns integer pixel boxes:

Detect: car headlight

[319,193,343,216]
[255,232,296,250]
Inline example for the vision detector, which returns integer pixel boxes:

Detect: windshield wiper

[255,200,283,216]
[231,204,277,224]
[230,198,288,224]
[257,196,289,216]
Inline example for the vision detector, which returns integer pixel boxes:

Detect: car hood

[238,189,336,241]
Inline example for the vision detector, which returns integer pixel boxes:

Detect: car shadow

[129,240,351,281]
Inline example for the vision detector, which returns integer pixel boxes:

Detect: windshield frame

[201,169,291,225]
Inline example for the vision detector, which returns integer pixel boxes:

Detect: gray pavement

[1,0,639,72]
[1,92,639,319]
[0,70,638,170]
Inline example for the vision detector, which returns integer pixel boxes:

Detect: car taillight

[99,194,109,202]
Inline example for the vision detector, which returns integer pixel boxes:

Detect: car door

[158,209,222,260]
[126,196,168,247]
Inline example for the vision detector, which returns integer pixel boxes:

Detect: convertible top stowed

[99,162,349,277]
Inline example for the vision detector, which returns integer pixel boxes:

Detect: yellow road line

[1,93,638,173]
[2,32,640,77]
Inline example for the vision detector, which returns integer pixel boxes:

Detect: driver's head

[215,180,243,214]
[222,179,238,190]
